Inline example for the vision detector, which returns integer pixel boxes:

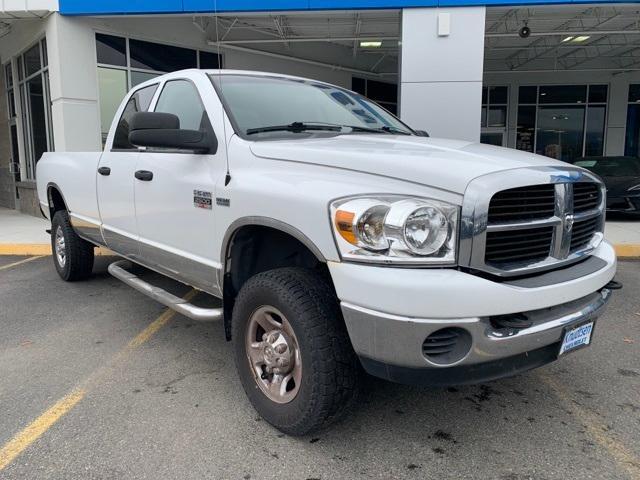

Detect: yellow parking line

[540,373,640,479]
[0,289,197,472]
[614,244,640,258]
[0,389,86,471]
[0,256,45,271]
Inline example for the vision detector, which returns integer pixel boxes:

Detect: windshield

[209,74,414,138]
[574,157,640,177]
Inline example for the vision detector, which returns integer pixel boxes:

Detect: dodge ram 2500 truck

[37,69,617,435]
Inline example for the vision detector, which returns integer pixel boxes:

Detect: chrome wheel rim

[245,306,302,404]
[54,226,66,268]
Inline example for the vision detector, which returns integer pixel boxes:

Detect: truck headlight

[331,195,458,265]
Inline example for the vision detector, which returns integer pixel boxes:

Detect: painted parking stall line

[0,289,197,473]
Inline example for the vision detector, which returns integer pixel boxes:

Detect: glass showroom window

[96,33,222,144]
[4,62,21,185]
[516,84,608,162]
[352,77,398,114]
[480,86,508,146]
[16,39,53,180]
[624,84,640,157]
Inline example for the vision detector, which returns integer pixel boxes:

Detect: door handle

[97,166,111,176]
[135,170,154,181]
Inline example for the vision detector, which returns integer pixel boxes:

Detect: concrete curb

[0,243,638,258]
[0,244,113,256]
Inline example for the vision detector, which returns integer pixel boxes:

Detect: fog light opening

[422,327,472,365]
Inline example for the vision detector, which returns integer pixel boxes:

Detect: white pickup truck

[37,69,618,435]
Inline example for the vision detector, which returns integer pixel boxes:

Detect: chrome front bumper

[341,287,612,384]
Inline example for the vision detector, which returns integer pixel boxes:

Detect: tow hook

[603,280,623,291]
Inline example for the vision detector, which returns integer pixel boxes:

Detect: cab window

[112,83,159,150]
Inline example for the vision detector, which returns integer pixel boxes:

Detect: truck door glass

[112,83,159,150]
[154,80,206,131]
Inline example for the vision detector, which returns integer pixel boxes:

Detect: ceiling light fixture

[360,41,382,48]
[572,35,591,42]
[561,36,574,42]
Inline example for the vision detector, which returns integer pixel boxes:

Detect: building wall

[483,70,640,157]
[400,7,486,142]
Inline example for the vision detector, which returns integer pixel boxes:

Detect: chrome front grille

[487,184,556,222]
[460,167,606,277]
[485,225,554,265]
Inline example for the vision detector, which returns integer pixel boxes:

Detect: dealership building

[1,0,639,216]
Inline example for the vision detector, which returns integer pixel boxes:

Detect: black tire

[232,267,361,436]
[51,210,95,281]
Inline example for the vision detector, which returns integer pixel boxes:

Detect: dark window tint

[129,39,197,72]
[585,105,606,157]
[625,104,640,157]
[482,86,488,104]
[539,85,587,104]
[8,90,16,118]
[17,57,24,81]
[588,85,607,103]
[10,125,20,181]
[516,105,536,153]
[366,79,397,104]
[96,34,127,67]
[154,80,205,131]
[113,83,159,149]
[26,75,47,163]
[199,51,221,69]
[489,86,508,104]
[352,77,366,95]
[575,157,640,177]
[628,84,640,103]
[519,86,537,104]
[24,43,41,77]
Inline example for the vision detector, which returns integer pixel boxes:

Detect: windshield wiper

[343,125,412,135]
[246,122,342,135]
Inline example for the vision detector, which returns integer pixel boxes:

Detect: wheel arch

[220,217,331,340]
[46,182,69,219]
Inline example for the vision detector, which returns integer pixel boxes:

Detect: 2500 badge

[193,190,212,210]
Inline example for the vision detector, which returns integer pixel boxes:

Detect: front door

[134,78,225,295]
[97,82,159,257]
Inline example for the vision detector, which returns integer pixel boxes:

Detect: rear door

[134,77,226,295]
[97,82,159,258]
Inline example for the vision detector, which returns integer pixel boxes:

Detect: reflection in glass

[516,105,536,153]
[536,106,585,161]
[131,70,159,87]
[24,44,41,77]
[488,106,506,127]
[625,104,640,157]
[98,67,128,141]
[96,34,127,66]
[585,105,606,157]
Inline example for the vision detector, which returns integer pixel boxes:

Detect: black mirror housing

[128,112,218,154]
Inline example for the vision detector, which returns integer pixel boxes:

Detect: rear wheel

[51,210,94,281]
[232,267,360,436]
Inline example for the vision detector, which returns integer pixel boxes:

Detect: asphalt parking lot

[0,255,638,479]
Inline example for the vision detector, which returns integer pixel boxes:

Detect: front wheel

[232,267,360,436]
[51,210,95,281]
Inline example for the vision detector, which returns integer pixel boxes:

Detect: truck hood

[249,135,567,194]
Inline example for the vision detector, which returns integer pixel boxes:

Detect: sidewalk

[0,206,639,257]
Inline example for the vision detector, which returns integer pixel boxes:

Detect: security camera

[519,25,531,38]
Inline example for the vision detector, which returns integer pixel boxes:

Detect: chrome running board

[108,260,222,322]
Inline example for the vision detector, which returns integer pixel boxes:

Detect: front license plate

[559,321,595,356]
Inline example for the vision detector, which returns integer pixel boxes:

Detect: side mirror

[414,130,430,137]
[128,112,217,154]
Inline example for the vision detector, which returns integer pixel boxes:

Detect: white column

[604,76,628,156]
[45,14,101,152]
[400,7,486,142]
